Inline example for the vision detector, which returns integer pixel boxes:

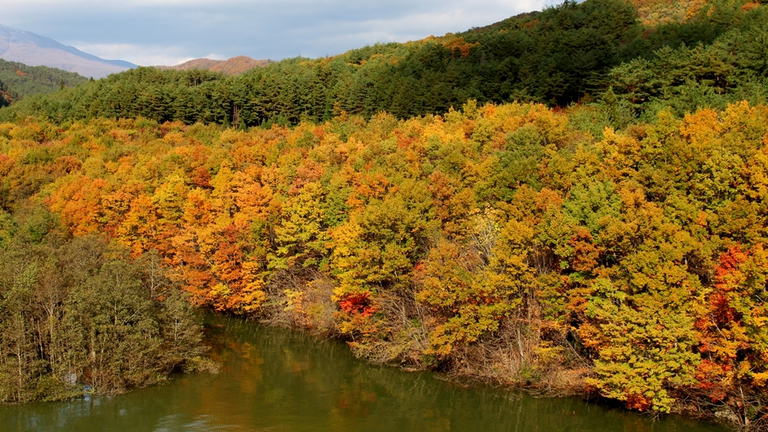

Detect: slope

[157,56,272,76]
[0,24,136,79]
[0,0,763,128]
[0,58,89,106]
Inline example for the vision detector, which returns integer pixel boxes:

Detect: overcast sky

[1,0,559,66]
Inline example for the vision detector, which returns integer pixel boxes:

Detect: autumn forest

[1,0,768,429]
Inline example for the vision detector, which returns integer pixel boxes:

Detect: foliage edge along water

[0,313,728,431]
[2,0,768,429]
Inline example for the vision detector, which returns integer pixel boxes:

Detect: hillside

[0,0,762,128]
[0,23,136,78]
[158,56,272,76]
[0,58,88,106]
[2,97,768,426]
[2,0,768,427]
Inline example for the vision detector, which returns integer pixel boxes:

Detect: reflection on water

[0,314,725,432]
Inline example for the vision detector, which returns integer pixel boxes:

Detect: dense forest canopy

[0,219,211,403]
[2,0,768,429]
[0,59,88,108]
[2,97,768,424]
[2,0,766,128]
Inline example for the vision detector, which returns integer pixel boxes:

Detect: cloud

[71,43,224,66]
[1,0,553,65]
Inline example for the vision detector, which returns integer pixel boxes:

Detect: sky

[1,0,558,66]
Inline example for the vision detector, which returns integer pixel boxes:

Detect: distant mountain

[158,56,272,76]
[0,24,136,79]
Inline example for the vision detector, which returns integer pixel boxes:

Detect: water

[0,314,725,431]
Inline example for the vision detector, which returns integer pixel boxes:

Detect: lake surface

[0,314,726,432]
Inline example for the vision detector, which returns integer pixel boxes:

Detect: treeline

[2,0,765,127]
[1,98,768,426]
[0,59,88,107]
[0,203,211,403]
[608,1,768,123]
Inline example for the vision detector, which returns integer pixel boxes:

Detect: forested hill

[2,0,766,127]
[4,0,768,426]
[156,56,272,76]
[0,59,88,108]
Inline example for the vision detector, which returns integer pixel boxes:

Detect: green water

[0,314,725,432]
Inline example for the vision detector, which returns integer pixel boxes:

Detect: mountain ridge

[157,56,272,75]
[0,24,136,78]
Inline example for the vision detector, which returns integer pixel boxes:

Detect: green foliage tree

[0,206,209,403]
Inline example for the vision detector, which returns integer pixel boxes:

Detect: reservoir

[0,314,725,431]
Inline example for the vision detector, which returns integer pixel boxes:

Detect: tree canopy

[3,0,765,129]
[1,0,768,427]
